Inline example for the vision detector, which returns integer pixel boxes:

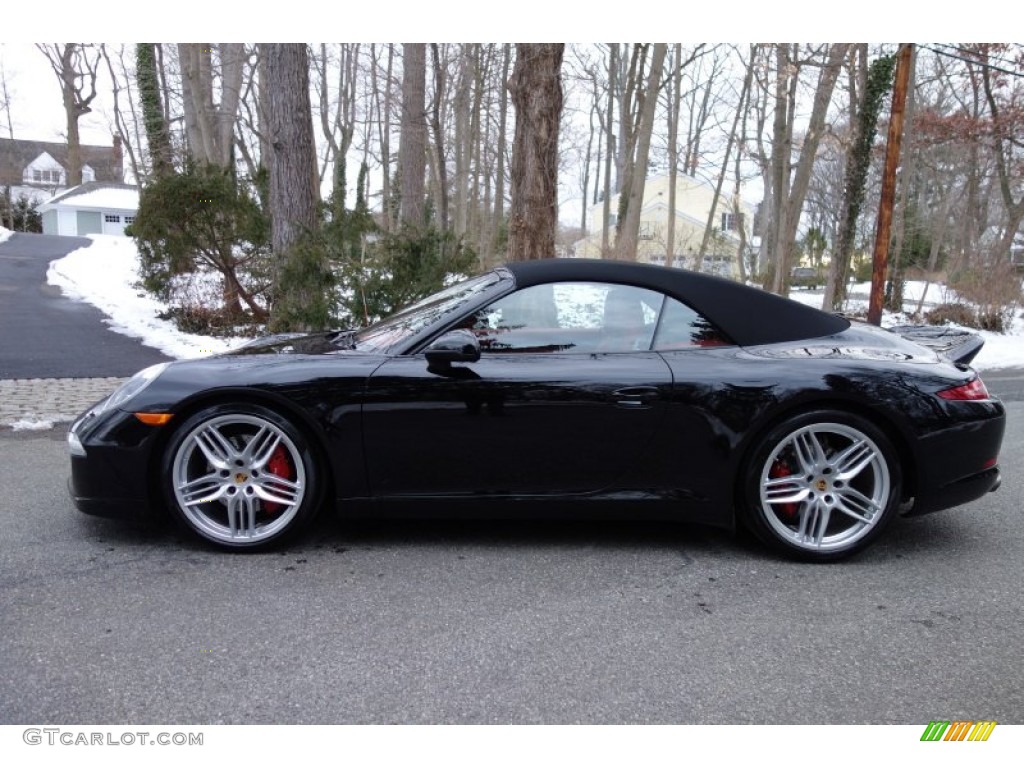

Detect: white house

[1,137,124,206]
[574,175,757,279]
[38,183,139,237]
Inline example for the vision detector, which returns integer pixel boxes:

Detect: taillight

[938,377,990,401]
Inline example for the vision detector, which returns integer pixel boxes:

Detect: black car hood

[225,330,356,356]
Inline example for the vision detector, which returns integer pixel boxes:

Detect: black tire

[739,410,902,562]
[161,402,321,550]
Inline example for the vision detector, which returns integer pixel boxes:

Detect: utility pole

[867,43,913,326]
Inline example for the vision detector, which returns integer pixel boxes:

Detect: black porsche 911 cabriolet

[68,259,1005,560]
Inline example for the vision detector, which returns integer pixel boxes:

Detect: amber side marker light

[937,378,990,401]
[134,413,174,426]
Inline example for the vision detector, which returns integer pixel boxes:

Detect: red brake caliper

[263,445,294,515]
[769,459,799,519]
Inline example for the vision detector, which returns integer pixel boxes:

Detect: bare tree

[314,44,359,189]
[980,46,1024,261]
[261,44,323,332]
[370,44,395,232]
[37,44,102,186]
[177,43,244,168]
[507,44,564,261]
[767,43,849,294]
[601,44,617,256]
[696,48,754,264]
[100,45,143,183]
[399,43,427,229]
[491,44,512,258]
[427,43,449,232]
[615,43,666,260]
[136,43,174,178]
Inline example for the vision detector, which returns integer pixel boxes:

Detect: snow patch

[10,416,56,431]
[0,225,13,244]
[46,235,247,359]
[47,186,139,210]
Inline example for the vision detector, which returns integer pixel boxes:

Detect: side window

[653,297,732,350]
[471,282,664,354]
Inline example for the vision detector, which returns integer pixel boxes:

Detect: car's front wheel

[162,403,320,549]
[741,411,902,561]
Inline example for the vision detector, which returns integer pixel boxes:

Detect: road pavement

[0,403,1021,724]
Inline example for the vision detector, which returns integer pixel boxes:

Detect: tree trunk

[601,44,617,257]
[428,43,449,233]
[492,44,511,257]
[666,44,682,266]
[615,44,666,261]
[261,44,323,332]
[137,43,173,177]
[823,50,895,311]
[372,44,394,233]
[507,44,564,261]
[697,55,753,263]
[178,44,241,168]
[38,45,101,187]
[399,43,427,230]
[453,45,473,237]
[769,44,848,293]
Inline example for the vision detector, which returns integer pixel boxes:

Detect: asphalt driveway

[0,232,171,379]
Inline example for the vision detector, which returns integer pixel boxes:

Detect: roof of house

[38,182,139,210]
[0,137,123,185]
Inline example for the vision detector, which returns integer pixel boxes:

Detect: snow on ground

[0,225,13,244]
[10,416,64,431]
[46,235,247,359]
[47,236,1024,372]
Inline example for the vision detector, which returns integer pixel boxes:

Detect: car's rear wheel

[163,403,320,549]
[741,411,901,561]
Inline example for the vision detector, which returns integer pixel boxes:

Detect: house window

[32,169,62,184]
[720,212,743,233]
[124,216,135,225]
[639,221,658,241]
[105,214,121,223]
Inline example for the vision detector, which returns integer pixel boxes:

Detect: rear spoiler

[888,325,984,365]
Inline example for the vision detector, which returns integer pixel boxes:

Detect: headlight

[100,362,170,413]
[67,428,86,457]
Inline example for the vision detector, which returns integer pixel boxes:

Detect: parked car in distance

[791,266,820,289]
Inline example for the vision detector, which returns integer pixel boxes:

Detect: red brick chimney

[112,135,124,182]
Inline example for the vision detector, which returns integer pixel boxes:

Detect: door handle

[612,386,660,408]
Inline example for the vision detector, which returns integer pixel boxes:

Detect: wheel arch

[730,396,918,521]
[145,387,339,516]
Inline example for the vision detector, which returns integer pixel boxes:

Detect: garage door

[76,211,102,236]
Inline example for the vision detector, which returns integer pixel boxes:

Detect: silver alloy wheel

[171,414,306,545]
[758,422,891,553]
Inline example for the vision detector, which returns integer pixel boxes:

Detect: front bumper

[67,406,163,520]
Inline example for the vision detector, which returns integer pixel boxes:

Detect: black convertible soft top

[503,258,850,347]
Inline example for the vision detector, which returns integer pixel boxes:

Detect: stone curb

[0,377,127,429]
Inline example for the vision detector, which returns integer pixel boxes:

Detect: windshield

[353,271,505,353]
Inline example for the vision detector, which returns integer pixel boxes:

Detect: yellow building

[573,175,756,278]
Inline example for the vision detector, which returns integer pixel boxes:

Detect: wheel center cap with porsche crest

[816,479,828,492]
[235,472,248,484]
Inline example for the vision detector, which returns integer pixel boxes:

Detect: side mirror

[424,329,481,364]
